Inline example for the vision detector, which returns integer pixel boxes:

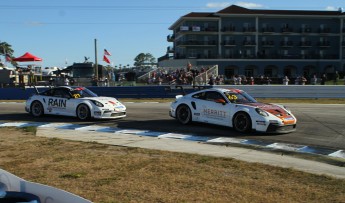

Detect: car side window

[205,91,226,102]
[192,92,206,100]
[52,89,71,98]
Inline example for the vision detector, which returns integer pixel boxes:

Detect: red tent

[13,52,42,62]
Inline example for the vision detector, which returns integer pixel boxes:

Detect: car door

[45,88,72,116]
[192,91,231,126]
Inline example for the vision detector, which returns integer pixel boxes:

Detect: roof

[169,5,344,30]
[182,12,217,18]
[217,5,343,16]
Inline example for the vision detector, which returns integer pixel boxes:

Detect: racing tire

[176,105,192,125]
[30,101,44,117]
[76,104,91,120]
[233,112,252,133]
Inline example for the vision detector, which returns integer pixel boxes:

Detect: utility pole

[94,38,98,79]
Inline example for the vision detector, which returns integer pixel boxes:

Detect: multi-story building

[159,5,345,81]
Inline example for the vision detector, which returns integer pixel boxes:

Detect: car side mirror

[215,99,226,105]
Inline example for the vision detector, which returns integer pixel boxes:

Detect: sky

[1,0,345,68]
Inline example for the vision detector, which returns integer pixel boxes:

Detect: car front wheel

[30,101,44,117]
[76,104,90,120]
[233,112,252,133]
[176,105,192,124]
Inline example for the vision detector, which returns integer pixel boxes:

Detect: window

[264,68,272,77]
[205,91,225,102]
[52,89,70,98]
[224,68,234,78]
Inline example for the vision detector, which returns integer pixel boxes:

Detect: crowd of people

[146,65,219,86]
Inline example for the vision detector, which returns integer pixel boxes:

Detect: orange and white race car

[169,88,297,133]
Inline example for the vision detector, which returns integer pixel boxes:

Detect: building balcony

[280,41,294,47]
[172,52,338,60]
[176,40,217,46]
[261,27,275,33]
[222,40,236,46]
[317,41,331,47]
[261,41,275,46]
[299,41,312,47]
[243,27,256,32]
[167,34,175,42]
[167,46,174,53]
[243,41,256,46]
[318,28,331,34]
[222,26,236,32]
[300,28,312,33]
[281,28,294,33]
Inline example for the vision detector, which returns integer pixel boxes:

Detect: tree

[133,53,156,67]
[0,41,16,66]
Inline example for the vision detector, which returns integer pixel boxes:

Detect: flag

[103,55,110,64]
[104,49,111,56]
[5,54,11,62]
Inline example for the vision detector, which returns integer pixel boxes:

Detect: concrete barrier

[0,85,344,100]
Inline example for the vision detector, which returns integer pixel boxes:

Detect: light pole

[94,39,98,79]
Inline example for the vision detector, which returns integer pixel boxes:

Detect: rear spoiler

[165,85,208,96]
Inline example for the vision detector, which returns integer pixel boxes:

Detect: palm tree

[0,41,16,66]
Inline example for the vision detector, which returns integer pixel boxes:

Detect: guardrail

[0,85,344,100]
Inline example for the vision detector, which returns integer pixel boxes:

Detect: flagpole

[94,38,98,79]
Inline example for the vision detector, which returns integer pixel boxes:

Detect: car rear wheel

[233,112,252,133]
[30,101,44,117]
[76,104,90,120]
[176,105,192,124]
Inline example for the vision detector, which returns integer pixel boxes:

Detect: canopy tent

[13,52,42,62]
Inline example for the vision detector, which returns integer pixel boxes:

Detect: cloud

[206,1,263,9]
[235,2,263,9]
[325,6,343,11]
[26,21,45,26]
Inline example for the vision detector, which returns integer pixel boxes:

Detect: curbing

[0,121,344,179]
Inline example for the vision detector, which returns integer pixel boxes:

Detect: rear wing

[165,85,208,97]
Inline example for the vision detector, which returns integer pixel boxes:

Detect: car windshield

[223,90,257,104]
[70,87,98,98]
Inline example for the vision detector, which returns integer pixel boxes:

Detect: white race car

[25,86,126,120]
[170,88,297,133]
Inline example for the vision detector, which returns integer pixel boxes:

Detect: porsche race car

[25,86,126,120]
[169,88,297,133]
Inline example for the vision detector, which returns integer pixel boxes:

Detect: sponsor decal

[203,108,226,118]
[48,98,67,108]
[194,113,200,116]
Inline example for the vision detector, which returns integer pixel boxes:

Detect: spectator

[265,76,271,85]
[320,74,327,85]
[333,71,339,85]
[283,76,290,85]
[215,76,221,85]
[63,76,69,86]
[208,75,214,85]
[260,75,265,85]
[295,76,300,85]
[249,76,254,85]
[311,74,317,85]
[301,76,307,85]
[236,75,242,85]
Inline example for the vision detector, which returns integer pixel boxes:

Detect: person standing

[311,74,317,85]
[320,74,327,85]
[333,71,339,85]
[283,76,289,85]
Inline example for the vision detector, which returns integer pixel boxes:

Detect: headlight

[255,108,269,117]
[90,100,104,107]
